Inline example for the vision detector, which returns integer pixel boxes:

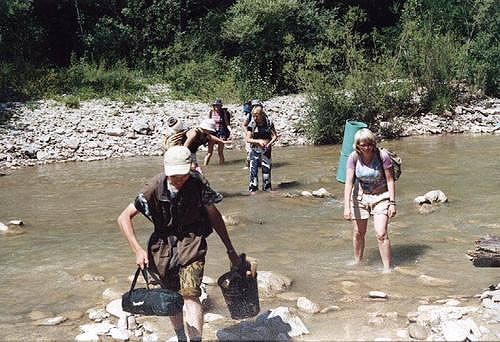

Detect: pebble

[369,291,388,299]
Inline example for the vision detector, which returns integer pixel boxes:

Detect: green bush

[63,95,80,108]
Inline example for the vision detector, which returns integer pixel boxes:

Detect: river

[0,134,499,341]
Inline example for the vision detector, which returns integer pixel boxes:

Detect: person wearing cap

[117,146,241,342]
[205,99,232,165]
[245,104,278,192]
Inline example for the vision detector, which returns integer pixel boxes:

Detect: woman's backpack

[352,148,402,181]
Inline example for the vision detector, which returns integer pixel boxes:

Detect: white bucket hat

[200,118,216,132]
[167,116,184,133]
[164,146,191,176]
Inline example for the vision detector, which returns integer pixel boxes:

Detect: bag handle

[129,267,168,293]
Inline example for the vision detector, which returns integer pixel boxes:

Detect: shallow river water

[0,134,499,341]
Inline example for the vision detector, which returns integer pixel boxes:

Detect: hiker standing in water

[117,146,241,342]
[343,128,396,272]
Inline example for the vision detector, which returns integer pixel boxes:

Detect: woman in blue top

[245,104,278,192]
[343,128,396,272]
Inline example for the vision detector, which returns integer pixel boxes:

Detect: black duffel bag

[122,267,184,316]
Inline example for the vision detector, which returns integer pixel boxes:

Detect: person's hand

[257,140,267,147]
[343,207,351,220]
[227,250,241,268]
[223,139,232,145]
[388,204,396,218]
[135,248,148,269]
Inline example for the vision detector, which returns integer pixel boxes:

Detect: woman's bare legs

[352,218,368,264]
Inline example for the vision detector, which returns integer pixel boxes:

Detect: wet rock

[369,291,388,299]
[320,305,340,314]
[222,215,240,226]
[408,323,428,340]
[441,320,468,341]
[110,327,129,340]
[8,219,23,225]
[106,299,130,318]
[300,191,313,198]
[33,315,67,326]
[80,322,115,335]
[0,222,8,232]
[102,288,122,301]
[297,297,320,314]
[312,188,331,198]
[424,190,448,203]
[75,332,99,342]
[64,138,80,150]
[257,271,292,296]
[87,308,110,322]
[418,275,454,287]
[418,203,438,214]
[267,306,309,337]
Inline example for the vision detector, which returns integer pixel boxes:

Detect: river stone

[8,219,23,225]
[300,191,313,198]
[408,323,428,340]
[418,274,454,286]
[312,188,331,198]
[105,127,125,137]
[75,332,99,342]
[106,299,130,318]
[423,190,448,203]
[369,291,388,299]
[87,308,109,322]
[64,138,80,150]
[257,271,292,295]
[297,297,320,314]
[320,305,340,314]
[33,316,67,326]
[0,222,8,232]
[441,320,467,341]
[414,196,429,204]
[102,287,123,300]
[80,322,115,335]
[132,119,151,135]
[267,306,309,337]
[418,203,438,214]
[127,315,137,330]
[110,327,130,340]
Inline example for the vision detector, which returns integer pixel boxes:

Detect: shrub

[63,95,80,108]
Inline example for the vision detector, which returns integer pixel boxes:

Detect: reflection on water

[0,134,499,340]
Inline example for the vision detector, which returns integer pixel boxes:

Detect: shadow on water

[221,158,247,166]
[272,161,290,169]
[365,244,431,266]
[275,180,301,189]
[220,191,252,199]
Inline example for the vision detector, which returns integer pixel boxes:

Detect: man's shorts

[351,186,390,220]
[164,260,205,298]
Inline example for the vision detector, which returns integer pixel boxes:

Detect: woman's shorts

[161,260,205,298]
[351,189,390,220]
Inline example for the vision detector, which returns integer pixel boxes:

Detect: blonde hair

[353,128,377,153]
[251,105,263,116]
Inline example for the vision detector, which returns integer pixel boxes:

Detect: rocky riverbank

[0,91,499,171]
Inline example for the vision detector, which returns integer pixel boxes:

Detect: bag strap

[129,267,168,292]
